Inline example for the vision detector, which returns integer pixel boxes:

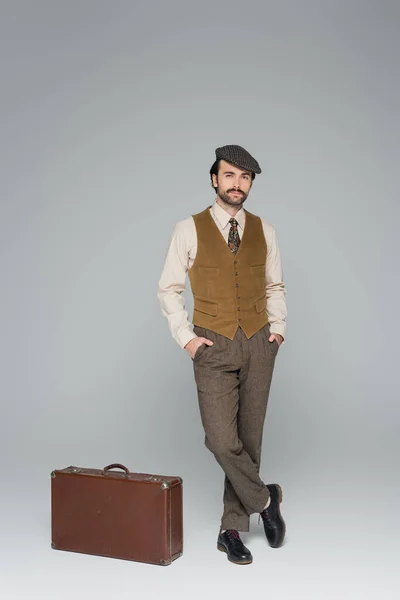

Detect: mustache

[228,189,244,194]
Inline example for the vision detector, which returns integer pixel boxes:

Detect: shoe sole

[217,543,253,565]
[270,483,286,548]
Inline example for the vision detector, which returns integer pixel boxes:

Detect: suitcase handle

[102,463,130,476]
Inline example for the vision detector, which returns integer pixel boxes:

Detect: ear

[212,173,218,188]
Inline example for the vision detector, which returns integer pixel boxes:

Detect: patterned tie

[228,218,241,255]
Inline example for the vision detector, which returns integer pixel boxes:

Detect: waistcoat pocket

[197,266,220,279]
[254,295,267,313]
[250,264,265,274]
[195,297,218,316]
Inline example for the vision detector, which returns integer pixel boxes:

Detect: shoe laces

[226,529,240,539]
[259,509,272,526]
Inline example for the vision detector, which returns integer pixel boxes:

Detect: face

[212,160,253,208]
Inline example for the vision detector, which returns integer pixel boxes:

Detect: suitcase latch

[145,476,171,489]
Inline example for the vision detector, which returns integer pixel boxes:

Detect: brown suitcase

[51,463,183,565]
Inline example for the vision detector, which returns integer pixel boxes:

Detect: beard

[217,187,248,207]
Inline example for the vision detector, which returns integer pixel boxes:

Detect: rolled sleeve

[263,223,287,341]
[157,220,198,349]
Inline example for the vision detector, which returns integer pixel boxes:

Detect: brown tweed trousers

[192,321,279,532]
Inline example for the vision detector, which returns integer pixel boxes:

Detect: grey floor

[3,460,399,600]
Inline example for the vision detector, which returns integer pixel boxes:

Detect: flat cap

[215,144,262,174]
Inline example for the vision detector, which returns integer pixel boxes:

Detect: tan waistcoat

[188,206,268,340]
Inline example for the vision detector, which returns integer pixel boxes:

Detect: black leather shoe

[217,529,253,565]
[259,483,286,548]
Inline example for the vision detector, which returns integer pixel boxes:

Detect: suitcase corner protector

[160,558,172,566]
[51,542,57,549]
[51,470,56,478]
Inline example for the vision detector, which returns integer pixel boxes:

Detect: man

[157,144,287,565]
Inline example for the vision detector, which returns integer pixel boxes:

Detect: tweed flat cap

[215,144,262,174]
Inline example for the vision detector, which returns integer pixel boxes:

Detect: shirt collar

[211,200,245,231]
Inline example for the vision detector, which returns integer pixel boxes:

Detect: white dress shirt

[157,200,287,349]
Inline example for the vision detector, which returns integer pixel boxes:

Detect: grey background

[1,1,399,598]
